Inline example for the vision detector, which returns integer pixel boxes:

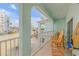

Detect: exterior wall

[66,4,79,37]
[53,4,79,40]
[65,4,79,55]
[53,18,66,35]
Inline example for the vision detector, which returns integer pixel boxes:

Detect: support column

[19,4,32,56]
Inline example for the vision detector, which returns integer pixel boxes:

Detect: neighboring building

[31,25,38,38]
[38,18,53,33]
[0,10,11,34]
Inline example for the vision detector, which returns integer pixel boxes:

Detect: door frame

[67,18,73,42]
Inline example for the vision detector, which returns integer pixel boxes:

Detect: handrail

[0,37,19,42]
[38,31,53,34]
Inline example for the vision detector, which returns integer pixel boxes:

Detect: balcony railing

[0,31,53,56]
[38,31,53,44]
[32,31,53,55]
[0,37,19,56]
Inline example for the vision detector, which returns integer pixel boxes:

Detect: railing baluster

[0,42,1,56]
[5,41,7,56]
[10,40,12,56]
[14,39,16,56]
[18,39,19,56]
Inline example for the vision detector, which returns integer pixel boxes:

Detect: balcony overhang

[33,3,70,21]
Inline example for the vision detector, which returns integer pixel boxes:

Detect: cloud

[12,19,19,27]
[10,4,16,10]
[0,8,10,16]
[31,17,42,22]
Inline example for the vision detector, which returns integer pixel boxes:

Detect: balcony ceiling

[42,3,70,20]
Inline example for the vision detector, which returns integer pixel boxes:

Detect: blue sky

[31,7,43,27]
[31,7,43,18]
[0,3,19,19]
[31,7,47,27]
[0,4,44,27]
[0,3,19,27]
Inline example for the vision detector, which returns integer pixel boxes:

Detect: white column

[19,4,32,56]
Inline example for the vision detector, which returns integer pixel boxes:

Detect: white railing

[38,31,53,45]
[0,37,19,56]
[32,31,53,56]
[0,31,53,56]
